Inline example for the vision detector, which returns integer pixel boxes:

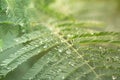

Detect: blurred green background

[0,0,120,50]
[49,0,120,31]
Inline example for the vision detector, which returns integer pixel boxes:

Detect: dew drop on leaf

[14,39,19,42]
[0,48,3,52]
[62,76,65,79]
[40,41,43,44]
[67,34,73,38]
[43,45,47,48]
[6,67,10,70]
[69,62,74,67]
[58,49,62,53]
[0,63,6,67]
[35,44,39,47]
[91,32,94,35]
[47,58,50,61]
[99,46,102,49]
[57,69,62,73]
[20,23,24,26]
[112,75,117,80]
[66,50,71,54]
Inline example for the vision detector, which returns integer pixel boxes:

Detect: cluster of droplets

[68,61,75,67]
[14,31,42,44]
[66,49,71,55]
[0,41,38,68]
[0,37,52,76]
[112,75,117,80]
[57,69,62,73]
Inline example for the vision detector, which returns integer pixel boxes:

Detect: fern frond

[0,28,59,78]
[0,0,120,80]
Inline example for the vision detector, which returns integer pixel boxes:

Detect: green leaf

[0,0,120,80]
[0,22,21,49]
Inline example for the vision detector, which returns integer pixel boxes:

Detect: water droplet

[99,46,102,49]
[43,45,47,48]
[15,39,19,42]
[47,58,50,60]
[37,50,40,53]
[114,56,119,60]
[29,2,34,8]
[69,62,74,67]
[62,76,65,79]
[112,75,117,80]
[6,7,9,13]
[0,48,3,52]
[35,44,39,47]
[58,49,62,53]
[66,50,71,54]
[57,69,62,72]
[20,23,24,26]
[0,63,6,66]
[67,34,73,38]
[6,67,10,70]
[54,47,58,50]
[91,33,94,35]
[40,41,43,44]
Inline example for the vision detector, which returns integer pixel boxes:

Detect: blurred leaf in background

[49,0,120,31]
[0,39,2,51]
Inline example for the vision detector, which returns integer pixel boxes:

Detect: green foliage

[0,0,120,80]
[0,39,2,50]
